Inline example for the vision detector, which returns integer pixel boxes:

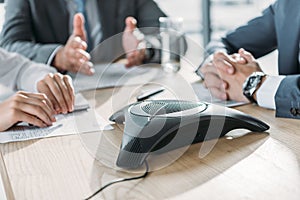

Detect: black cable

[84,161,149,200]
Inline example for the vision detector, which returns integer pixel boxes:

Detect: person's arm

[0,48,55,92]
[199,2,278,100]
[0,91,56,131]
[205,1,278,59]
[274,75,300,119]
[255,75,285,109]
[221,3,278,58]
[0,48,75,114]
[0,0,61,64]
[135,0,166,30]
[1,1,94,75]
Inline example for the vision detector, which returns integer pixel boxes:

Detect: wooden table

[1,63,300,200]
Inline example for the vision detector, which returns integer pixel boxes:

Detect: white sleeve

[256,75,286,110]
[46,45,63,66]
[0,48,56,92]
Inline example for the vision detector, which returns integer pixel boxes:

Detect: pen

[137,87,165,101]
[194,53,211,80]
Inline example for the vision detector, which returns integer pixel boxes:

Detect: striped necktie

[74,0,92,51]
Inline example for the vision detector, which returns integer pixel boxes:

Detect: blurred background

[155,0,277,74]
[0,0,277,74]
[155,0,275,46]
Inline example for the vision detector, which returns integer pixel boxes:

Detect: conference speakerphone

[110,100,269,169]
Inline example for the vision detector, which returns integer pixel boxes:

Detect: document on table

[0,94,113,143]
[192,82,247,107]
[69,63,163,92]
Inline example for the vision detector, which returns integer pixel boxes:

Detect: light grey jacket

[0,48,56,100]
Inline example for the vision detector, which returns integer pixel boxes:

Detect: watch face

[248,76,259,89]
[243,72,265,102]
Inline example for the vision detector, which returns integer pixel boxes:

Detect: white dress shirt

[256,75,285,109]
[256,42,300,109]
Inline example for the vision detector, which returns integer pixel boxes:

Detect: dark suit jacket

[207,0,300,75]
[275,76,300,119]
[0,0,166,64]
[206,0,300,119]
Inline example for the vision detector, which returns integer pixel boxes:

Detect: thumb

[124,17,137,32]
[239,48,255,63]
[73,13,87,41]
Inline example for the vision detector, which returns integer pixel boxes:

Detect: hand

[200,52,247,100]
[53,13,94,75]
[122,17,146,68]
[216,48,263,102]
[37,73,75,114]
[0,91,56,131]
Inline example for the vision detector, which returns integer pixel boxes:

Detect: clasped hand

[200,48,263,102]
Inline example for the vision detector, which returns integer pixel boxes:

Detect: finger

[77,61,95,75]
[14,110,48,128]
[203,73,225,90]
[124,17,137,32]
[16,101,53,126]
[67,47,92,74]
[238,48,255,63]
[70,36,87,50]
[22,92,54,113]
[207,87,228,101]
[73,13,87,41]
[37,77,61,113]
[63,75,75,112]
[74,48,91,62]
[44,76,68,114]
[200,62,218,76]
[53,74,73,113]
[231,53,247,64]
[21,93,56,122]
[213,52,236,74]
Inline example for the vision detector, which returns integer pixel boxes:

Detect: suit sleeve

[0,0,60,64]
[222,3,278,58]
[275,75,300,119]
[206,2,278,59]
[0,48,56,92]
[135,0,166,28]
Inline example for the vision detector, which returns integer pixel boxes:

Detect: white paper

[74,93,90,111]
[0,94,113,143]
[70,63,163,92]
[192,82,247,107]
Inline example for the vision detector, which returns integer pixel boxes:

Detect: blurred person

[0,48,75,131]
[0,0,166,75]
[197,0,300,118]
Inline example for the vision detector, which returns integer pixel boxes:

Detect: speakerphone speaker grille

[141,101,200,115]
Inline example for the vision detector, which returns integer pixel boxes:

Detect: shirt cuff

[46,45,63,66]
[256,75,286,110]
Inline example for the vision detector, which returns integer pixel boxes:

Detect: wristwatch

[242,72,266,103]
